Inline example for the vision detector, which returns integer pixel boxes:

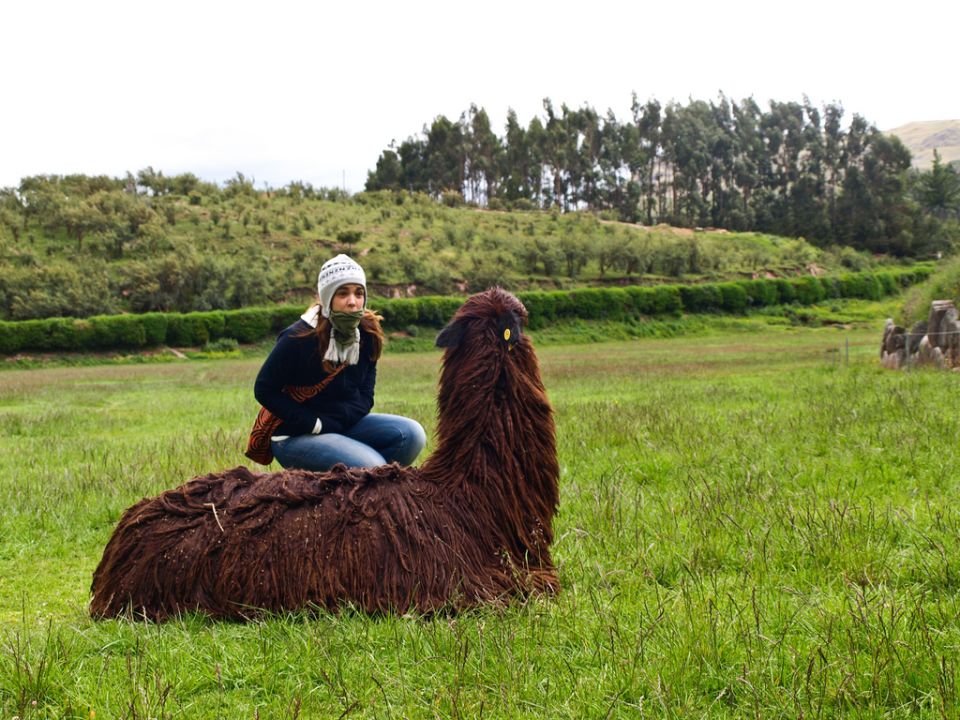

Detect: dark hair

[294,306,384,371]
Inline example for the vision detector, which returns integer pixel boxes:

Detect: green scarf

[325,310,364,364]
[330,310,363,344]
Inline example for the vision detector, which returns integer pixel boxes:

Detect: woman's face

[331,283,365,313]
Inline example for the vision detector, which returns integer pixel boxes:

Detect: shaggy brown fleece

[90,288,559,620]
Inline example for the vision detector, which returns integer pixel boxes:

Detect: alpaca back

[90,465,527,619]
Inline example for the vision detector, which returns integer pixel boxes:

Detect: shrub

[0,269,932,354]
[378,299,417,329]
[441,191,464,208]
[651,285,683,314]
[518,291,556,329]
[818,277,841,299]
[549,290,576,320]
[409,297,453,328]
[167,315,209,346]
[622,287,655,315]
[508,198,536,212]
[41,318,84,351]
[202,337,240,353]
[863,274,883,300]
[141,313,169,345]
[790,277,825,305]
[270,305,305,333]
[775,279,795,304]
[838,273,866,299]
[224,308,272,343]
[90,315,148,348]
[717,282,748,312]
[736,280,776,307]
[877,273,898,296]
[679,284,722,313]
[565,288,596,320]
[0,321,22,353]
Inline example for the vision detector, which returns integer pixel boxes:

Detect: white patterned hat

[317,254,366,318]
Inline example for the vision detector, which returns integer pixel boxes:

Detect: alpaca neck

[421,350,559,551]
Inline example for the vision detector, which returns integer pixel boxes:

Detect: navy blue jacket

[253,320,376,436]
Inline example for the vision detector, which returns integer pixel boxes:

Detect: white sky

[2,0,956,192]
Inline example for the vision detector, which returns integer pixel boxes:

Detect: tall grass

[900,253,960,325]
[1,324,958,717]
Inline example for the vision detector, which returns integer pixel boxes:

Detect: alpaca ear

[435,318,467,348]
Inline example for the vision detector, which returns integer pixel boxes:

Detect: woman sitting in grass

[253,254,426,470]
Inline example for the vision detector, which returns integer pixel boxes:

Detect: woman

[254,254,426,470]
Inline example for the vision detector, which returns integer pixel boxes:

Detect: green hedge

[0,267,934,355]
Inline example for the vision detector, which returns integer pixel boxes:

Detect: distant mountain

[885,120,960,169]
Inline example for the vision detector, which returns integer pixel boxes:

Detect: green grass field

[2,321,959,718]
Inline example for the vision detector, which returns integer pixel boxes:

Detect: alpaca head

[431,287,555,470]
[434,288,540,413]
[435,287,529,364]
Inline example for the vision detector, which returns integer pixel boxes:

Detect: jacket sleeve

[314,361,376,434]
[253,333,319,436]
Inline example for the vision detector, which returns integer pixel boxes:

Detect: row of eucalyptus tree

[366,95,951,256]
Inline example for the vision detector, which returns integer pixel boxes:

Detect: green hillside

[886,120,960,169]
[0,175,901,322]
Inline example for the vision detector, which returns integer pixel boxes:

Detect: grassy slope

[2,316,959,717]
[4,189,877,314]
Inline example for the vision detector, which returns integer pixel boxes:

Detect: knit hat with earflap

[317,254,366,318]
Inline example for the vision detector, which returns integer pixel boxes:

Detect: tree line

[366,95,960,257]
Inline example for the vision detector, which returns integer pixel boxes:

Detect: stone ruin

[881,300,960,369]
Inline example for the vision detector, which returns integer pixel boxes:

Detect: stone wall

[881,300,960,369]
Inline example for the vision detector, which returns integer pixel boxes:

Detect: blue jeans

[271,413,426,471]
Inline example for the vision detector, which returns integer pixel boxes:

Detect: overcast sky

[3,0,956,192]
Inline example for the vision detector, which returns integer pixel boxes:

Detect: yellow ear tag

[503,328,511,342]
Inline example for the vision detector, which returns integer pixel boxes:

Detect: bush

[202,337,240,353]
[60,318,95,351]
[877,273,898,296]
[837,273,864,297]
[717,282,748,312]
[90,315,148,348]
[738,279,779,307]
[549,290,577,320]
[775,279,795,304]
[818,277,841,299]
[270,305,305,333]
[142,313,169,345]
[508,198,536,212]
[378,299,418,329]
[167,314,213,346]
[838,273,867,299]
[0,269,931,354]
[441,191,464,208]
[0,321,22,353]
[679,284,722,312]
[408,297,460,328]
[790,277,826,305]
[622,287,655,315]
[864,274,883,300]
[224,308,272,343]
[517,291,557,329]
[567,288,625,321]
[651,285,683,314]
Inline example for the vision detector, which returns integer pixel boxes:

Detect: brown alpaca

[89,288,560,620]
